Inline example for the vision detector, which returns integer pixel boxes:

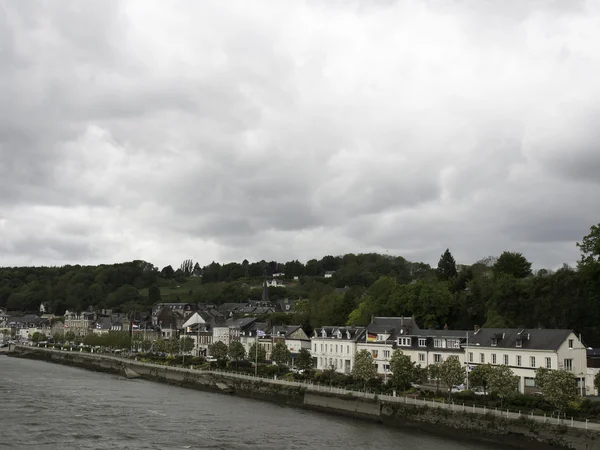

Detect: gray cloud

[1,0,599,270]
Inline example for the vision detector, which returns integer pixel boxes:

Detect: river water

[0,356,508,449]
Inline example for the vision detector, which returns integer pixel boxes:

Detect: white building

[310,317,593,396]
[311,326,365,373]
[467,326,589,395]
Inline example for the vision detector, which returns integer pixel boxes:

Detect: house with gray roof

[311,316,592,395]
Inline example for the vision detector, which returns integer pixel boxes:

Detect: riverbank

[9,346,600,450]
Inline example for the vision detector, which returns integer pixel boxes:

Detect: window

[447,339,461,348]
[491,354,496,364]
[564,358,573,371]
[516,340,522,348]
[491,338,497,347]
[418,338,427,347]
[335,345,338,353]
[469,352,473,362]
[480,353,485,363]
[372,350,378,359]
[569,339,574,349]
[398,337,412,347]
[525,377,536,387]
[383,364,390,372]
[320,344,323,352]
[516,355,522,367]
[434,339,445,348]
[314,344,317,352]
[383,350,390,359]
[419,353,425,362]
[503,354,509,365]
[545,357,551,369]
[434,354,442,363]
[347,345,349,354]
[530,356,536,368]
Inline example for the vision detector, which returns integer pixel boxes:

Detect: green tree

[248,342,266,363]
[271,342,291,366]
[577,223,600,265]
[296,348,313,371]
[535,367,577,413]
[437,249,457,281]
[493,252,532,278]
[439,356,465,397]
[167,338,180,355]
[141,339,152,352]
[148,285,161,305]
[469,364,493,394]
[154,338,166,353]
[352,349,377,391]
[30,331,46,343]
[228,341,246,363]
[428,363,442,391]
[488,365,519,406]
[209,341,229,360]
[594,371,600,394]
[389,349,418,390]
[64,330,76,342]
[181,336,195,354]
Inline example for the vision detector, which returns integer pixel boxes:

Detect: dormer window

[516,340,522,348]
[418,338,427,347]
[321,329,327,338]
[398,337,412,347]
[491,338,497,347]
[346,331,351,340]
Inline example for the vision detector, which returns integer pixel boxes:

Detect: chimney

[474,325,480,334]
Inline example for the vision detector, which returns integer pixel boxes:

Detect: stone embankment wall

[10,347,600,450]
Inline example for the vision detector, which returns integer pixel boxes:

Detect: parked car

[206,356,218,362]
[451,384,466,393]
[290,367,305,374]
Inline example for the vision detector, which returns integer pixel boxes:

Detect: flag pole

[255,331,258,376]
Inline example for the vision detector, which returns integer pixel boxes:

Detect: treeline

[2,224,599,345]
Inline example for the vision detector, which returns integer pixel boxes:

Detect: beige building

[64,310,96,336]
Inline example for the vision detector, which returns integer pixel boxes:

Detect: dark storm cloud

[1,0,599,269]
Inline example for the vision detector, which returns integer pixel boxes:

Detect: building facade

[310,317,593,395]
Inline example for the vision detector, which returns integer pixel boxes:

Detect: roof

[468,328,573,351]
[313,326,366,341]
[218,303,244,313]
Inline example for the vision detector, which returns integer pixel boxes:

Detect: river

[0,356,508,449]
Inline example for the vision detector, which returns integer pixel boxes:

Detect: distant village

[2,281,600,398]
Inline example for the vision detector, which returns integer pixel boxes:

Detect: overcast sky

[1,1,599,270]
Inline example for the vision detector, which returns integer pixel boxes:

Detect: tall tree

[271,342,291,366]
[228,341,246,362]
[436,249,458,281]
[493,252,532,278]
[535,368,577,413]
[248,342,266,363]
[352,350,377,391]
[209,341,229,360]
[439,356,465,397]
[488,365,519,407]
[180,259,194,276]
[389,349,418,390]
[295,348,313,371]
[468,364,493,394]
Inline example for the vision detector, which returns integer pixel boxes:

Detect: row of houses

[2,305,596,396]
[311,317,592,396]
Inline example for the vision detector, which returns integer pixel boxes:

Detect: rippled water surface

[1,356,507,449]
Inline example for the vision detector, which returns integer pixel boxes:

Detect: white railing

[15,346,599,431]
